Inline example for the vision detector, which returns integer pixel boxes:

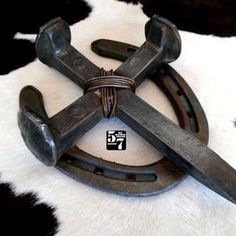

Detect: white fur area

[0,0,236,235]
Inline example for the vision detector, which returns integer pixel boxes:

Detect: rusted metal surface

[91,39,209,143]
[18,87,103,166]
[56,62,209,196]
[17,16,236,203]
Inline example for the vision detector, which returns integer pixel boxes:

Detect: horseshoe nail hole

[177,90,183,96]
[94,168,104,175]
[187,111,193,118]
[126,174,136,181]
[127,47,137,53]
[159,68,168,77]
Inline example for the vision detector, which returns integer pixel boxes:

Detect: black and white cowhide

[0,0,235,235]
[0,182,58,235]
[120,0,236,36]
[0,0,91,75]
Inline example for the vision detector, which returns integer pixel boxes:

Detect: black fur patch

[0,0,92,75]
[119,0,236,37]
[0,182,58,236]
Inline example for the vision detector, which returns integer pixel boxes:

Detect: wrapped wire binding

[85,68,135,118]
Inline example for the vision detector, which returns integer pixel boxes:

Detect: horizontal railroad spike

[18,86,103,166]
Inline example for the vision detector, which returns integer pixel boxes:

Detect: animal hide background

[119,0,236,36]
[0,0,235,235]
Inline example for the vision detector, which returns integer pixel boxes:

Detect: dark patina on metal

[17,16,236,203]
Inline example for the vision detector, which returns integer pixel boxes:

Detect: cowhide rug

[0,0,235,235]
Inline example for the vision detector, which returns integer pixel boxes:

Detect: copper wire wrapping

[84,68,135,118]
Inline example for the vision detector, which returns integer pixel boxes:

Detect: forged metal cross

[18,16,236,204]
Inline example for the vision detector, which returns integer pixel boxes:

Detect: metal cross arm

[116,89,236,203]
[17,15,236,204]
[19,15,181,165]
